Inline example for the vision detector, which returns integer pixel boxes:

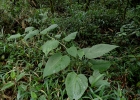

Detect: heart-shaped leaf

[43,53,70,77]
[77,49,84,59]
[63,32,77,42]
[66,46,77,57]
[83,44,118,59]
[65,72,88,100]
[41,40,59,56]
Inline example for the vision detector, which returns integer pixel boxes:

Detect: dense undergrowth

[0,0,140,99]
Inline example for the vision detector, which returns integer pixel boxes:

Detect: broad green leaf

[42,40,59,56]
[55,34,61,38]
[90,60,111,72]
[31,91,37,99]
[83,44,118,59]
[24,29,39,41]
[63,32,77,42]
[40,24,58,35]
[7,33,22,40]
[1,81,15,90]
[77,49,84,59]
[65,72,88,100]
[43,53,70,77]
[66,46,77,57]
[16,72,26,82]
[89,70,110,87]
[25,27,35,32]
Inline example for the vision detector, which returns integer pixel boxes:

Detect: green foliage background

[0,0,140,99]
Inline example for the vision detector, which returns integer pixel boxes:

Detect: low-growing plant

[2,24,119,99]
[115,21,140,46]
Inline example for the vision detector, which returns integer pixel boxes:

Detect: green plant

[115,21,140,46]
[1,0,140,99]
[4,24,119,99]
[113,84,127,100]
